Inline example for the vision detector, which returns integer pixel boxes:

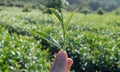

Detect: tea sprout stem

[62,21,67,50]
[63,30,67,50]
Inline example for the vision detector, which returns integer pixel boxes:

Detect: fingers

[50,51,67,72]
[65,58,73,72]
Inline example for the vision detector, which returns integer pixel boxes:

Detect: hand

[50,50,73,72]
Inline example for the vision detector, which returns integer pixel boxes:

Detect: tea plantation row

[0,7,120,72]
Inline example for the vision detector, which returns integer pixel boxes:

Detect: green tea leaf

[49,8,63,23]
[33,31,61,49]
[64,9,77,32]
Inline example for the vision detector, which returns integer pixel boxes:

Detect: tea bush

[0,7,120,72]
[80,7,90,14]
[96,7,105,15]
[22,5,31,12]
[0,27,50,71]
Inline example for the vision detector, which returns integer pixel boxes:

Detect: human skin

[50,51,73,72]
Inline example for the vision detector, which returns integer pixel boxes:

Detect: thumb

[50,51,67,72]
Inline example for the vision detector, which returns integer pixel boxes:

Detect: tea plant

[33,8,76,51]
[49,8,76,50]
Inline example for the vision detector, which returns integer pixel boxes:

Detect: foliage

[46,0,62,13]
[0,27,50,71]
[115,8,120,15]
[0,0,120,12]
[80,7,90,14]
[0,8,2,11]
[96,7,105,15]
[88,0,118,11]
[22,7,31,12]
[0,7,120,72]
[116,11,120,15]
[50,8,76,50]
[45,0,68,13]
[68,0,120,12]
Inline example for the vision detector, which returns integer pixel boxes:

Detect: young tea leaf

[33,31,62,49]
[64,9,77,32]
[49,8,63,23]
